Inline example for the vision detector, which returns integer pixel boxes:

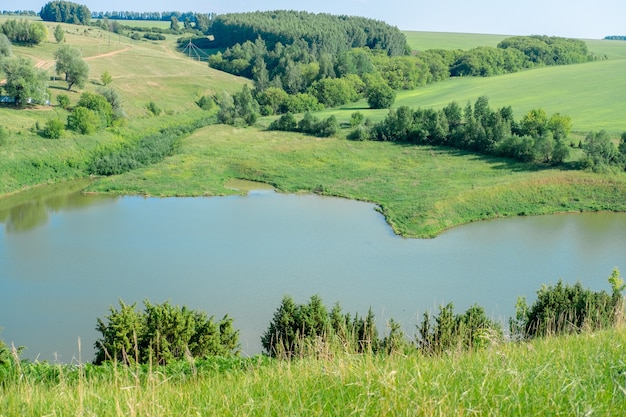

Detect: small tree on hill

[54,45,89,91]
[42,118,64,139]
[100,70,112,86]
[54,24,64,43]
[366,82,396,109]
[1,57,48,107]
[0,34,12,58]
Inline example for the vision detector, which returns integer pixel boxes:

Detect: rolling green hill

[1,22,625,237]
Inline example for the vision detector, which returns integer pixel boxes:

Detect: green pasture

[404,31,509,51]
[394,59,626,135]
[2,326,625,415]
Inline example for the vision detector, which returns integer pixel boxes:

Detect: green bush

[416,303,502,355]
[67,106,99,134]
[261,295,380,358]
[511,268,625,339]
[268,112,297,131]
[42,118,64,139]
[56,94,70,109]
[94,300,239,365]
[146,101,161,116]
[366,83,396,109]
[196,95,214,110]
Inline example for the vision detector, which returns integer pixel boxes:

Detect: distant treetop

[209,10,409,57]
[40,1,90,25]
[604,35,626,41]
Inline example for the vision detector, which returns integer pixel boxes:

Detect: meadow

[2,327,625,415]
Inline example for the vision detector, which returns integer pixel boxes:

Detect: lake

[1,182,625,362]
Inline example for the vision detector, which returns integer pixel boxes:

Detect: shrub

[350,111,364,127]
[416,303,502,355]
[262,295,380,358]
[146,101,161,116]
[268,112,297,132]
[77,92,113,127]
[196,95,214,110]
[510,268,625,339]
[67,106,99,134]
[56,94,70,109]
[94,300,239,365]
[312,115,339,137]
[100,70,112,86]
[366,83,396,109]
[42,118,64,139]
[143,33,166,41]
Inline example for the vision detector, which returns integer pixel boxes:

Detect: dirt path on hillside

[85,46,131,61]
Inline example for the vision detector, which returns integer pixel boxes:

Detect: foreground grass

[87,124,626,237]
[2,327,625,416]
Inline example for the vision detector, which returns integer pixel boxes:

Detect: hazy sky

[7,0,625,39]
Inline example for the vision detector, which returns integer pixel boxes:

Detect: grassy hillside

[405,31,509,51]
[1,23,626,236]
[2,326,625,415]
[0,19,247,195]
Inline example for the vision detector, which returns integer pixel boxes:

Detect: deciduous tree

[1,57,48,107]
[54,45,89,91]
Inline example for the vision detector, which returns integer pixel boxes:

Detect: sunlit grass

[2,327,625,415]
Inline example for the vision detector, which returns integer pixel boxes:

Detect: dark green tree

[94,300,239,365]
[40,1,91,25]
[366,82,396,109]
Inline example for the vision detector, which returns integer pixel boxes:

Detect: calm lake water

[1,183,625,362]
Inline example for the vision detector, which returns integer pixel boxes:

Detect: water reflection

[0,180,118,233]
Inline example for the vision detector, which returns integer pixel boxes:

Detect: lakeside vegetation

[2,270,625,415]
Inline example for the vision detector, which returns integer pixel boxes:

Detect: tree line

[349,96,626,171]
[209,11,408,57]
[40,1,91,25]
[90,10,204,23]
[1,269,622,365]
[0,19,47,46]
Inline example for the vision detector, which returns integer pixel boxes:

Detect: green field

[2,326,625,415]
[404,31,509,51]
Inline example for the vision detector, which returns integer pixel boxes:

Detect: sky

[6,0,626,39]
